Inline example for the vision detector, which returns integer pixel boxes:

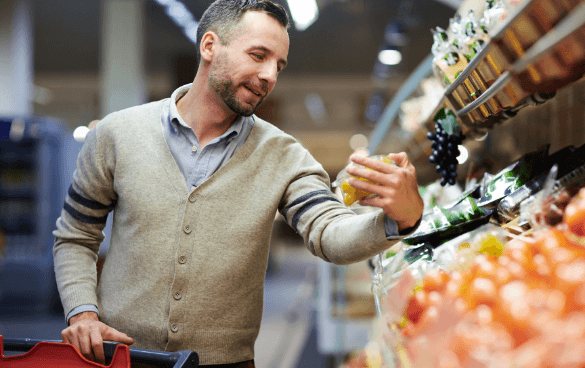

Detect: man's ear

[200,31,219,63]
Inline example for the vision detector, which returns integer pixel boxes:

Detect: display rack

[445,0,585,136]
[369,0,585,160]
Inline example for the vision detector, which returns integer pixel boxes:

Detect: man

[53,0,424,367]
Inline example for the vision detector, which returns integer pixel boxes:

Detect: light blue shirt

[162,84,255,190]
[66,84,404,324]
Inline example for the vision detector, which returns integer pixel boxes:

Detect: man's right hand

[62,311,134,365]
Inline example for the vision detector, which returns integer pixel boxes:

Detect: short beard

[209,76,256,117]
[208,55,263,117]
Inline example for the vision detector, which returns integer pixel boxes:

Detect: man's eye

[253,54,264,60]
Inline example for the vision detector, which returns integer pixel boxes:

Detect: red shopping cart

[0,336,198,368]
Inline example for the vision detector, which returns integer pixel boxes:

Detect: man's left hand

[345,152,424,232]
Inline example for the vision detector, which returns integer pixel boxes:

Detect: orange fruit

[423,269,450,292]
[406,290,428,324]
[469,255,497,279]
[554,260,585,312]
[466,277,497,308]
[565,202,585,237]
[493,266,513,286]
[534,229,565,257]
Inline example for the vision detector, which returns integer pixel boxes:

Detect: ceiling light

[155,0,198,44]
[287,0,319,31]
[167,2,191,26]
[378,49,402,65]
[184,21,198,43]
[73,126,90,143]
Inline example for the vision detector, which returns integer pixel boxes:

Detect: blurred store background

[1,0,585,367]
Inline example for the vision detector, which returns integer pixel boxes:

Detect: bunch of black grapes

[427,123,465,186]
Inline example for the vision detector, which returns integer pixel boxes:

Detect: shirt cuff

[384,215,399,239]
[66,304,99,325]
[384,214,422,239]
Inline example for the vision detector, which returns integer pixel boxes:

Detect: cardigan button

[179,255,187,264]
[170,324,178,333]
[189,194,197,203]
[183,225,192,234]
[174,291,182,300]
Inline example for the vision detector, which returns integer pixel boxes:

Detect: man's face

[208,11,289,116]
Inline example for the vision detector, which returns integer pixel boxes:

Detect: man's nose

[258,61,278,90]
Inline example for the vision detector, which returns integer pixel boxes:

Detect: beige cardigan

[53,100,398,364]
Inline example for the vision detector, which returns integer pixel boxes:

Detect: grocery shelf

[445,0,585,135]
[369,0,585,161]
[453,1,585,120]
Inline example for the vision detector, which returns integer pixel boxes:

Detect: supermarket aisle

[255,243,321,368]
[0,242,324,368]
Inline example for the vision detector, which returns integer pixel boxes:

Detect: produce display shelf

[373,0,585,163]
[348,1,585,367]
[445,0,585,136]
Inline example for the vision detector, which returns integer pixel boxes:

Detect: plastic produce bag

[403,196,493,246]
[332,155,396,207]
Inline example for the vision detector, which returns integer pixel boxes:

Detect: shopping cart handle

[103,342,198,368]
[2,338,198,368]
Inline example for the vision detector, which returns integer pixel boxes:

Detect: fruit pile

[341,188,585,368]
[388,188,585,367]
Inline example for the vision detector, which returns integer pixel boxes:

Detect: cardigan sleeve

[52,120,118,318]
[279,150,402,265]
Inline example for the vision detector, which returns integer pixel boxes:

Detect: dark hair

[196,0,290,62]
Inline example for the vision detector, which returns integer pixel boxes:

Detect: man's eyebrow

[248,45,288,68]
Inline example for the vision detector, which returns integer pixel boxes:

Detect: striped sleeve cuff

[281,190,342,233]
[63,184,116,225]
[66,304,99,325]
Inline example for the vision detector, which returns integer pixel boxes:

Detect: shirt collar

[169,83,247,140]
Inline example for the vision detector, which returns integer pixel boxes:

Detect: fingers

[349,152,413,175]
[103,326,135,345]
[346,165,407,189]
[63,324,95,362]
[61,320,134,366]
[62,330,83,361]
[347,177,389,199]
[90,327,105,365]
[387,152,410,168]
[61,330,71,345]
[79,331,96,362]
[349,154,393,174]
[345,166,382,184]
